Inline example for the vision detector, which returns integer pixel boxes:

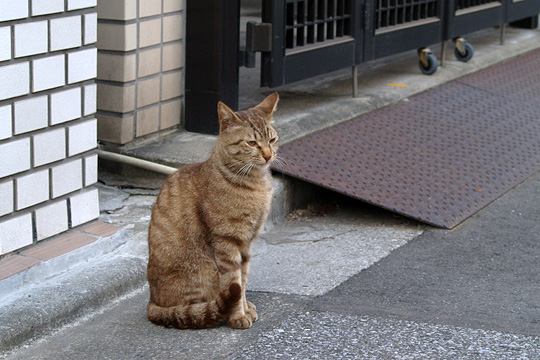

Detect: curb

[0,237,147,354]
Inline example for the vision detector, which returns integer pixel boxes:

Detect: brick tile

[97,52,136,82]
[97,0,136,21]
[20,231,96,261]
[0,213,33,255]
[163,14,183,42]
[0,26,12,62]
[97,23,136,51]
[97,113,134,144]
[0,0,28,22]
[32,0,64,16]
[0,254,40,281]
[79,220,119,237]
[137,76,160,108]
[70,188,99,226]
[136,104,159,137]
[138,18,162,48]
[0,104,12,140]
[161,70,183,100]
[162,41,184,72]
[50,15,82,51]
[0,138,31,178]
[0,62,30,101]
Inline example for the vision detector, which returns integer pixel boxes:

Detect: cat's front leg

[213,237,252,329]
[241,253,258,323]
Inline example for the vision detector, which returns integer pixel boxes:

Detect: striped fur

[147,93,279,329]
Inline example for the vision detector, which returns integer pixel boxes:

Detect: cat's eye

[247,141,257,146]
[269,137,277,144]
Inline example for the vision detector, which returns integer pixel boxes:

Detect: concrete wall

[0,0,99,255]
[96,0,185,145]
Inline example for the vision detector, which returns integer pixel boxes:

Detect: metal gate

[506,0,540,23]
[261,0,363,87]
[364,0,443,61]
[445,0,505,39]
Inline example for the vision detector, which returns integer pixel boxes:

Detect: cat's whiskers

[272,155,287,169]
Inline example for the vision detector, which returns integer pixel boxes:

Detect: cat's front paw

[228,314,253,330]
[245,301,258,322]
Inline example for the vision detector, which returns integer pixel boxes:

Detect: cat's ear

[217,101,242,132]
[256,92,279,116]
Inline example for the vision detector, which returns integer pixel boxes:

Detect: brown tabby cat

[146,93,279,330]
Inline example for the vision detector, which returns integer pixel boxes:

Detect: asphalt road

[3,172,540,359]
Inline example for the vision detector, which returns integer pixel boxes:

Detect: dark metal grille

[455,0,500,11]
[285,0,352,50]
[376,0,439,29]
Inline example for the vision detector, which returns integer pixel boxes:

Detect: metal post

[352,65,359,98]
[500,23,506,46]
[185,0,240,134]
[440,41,446,67]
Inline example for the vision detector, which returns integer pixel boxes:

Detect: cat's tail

[147,283,242,329]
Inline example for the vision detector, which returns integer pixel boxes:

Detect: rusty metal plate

[458,48,540,104]
[273,51,540,228]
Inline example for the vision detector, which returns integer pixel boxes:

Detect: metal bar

[185,0,240,134]
[352,65,359,98]
[440,40,446,67]
[98,150,176,175]
[500,23,506,45]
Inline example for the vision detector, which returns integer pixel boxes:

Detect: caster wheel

[454,41,474,62]
[418,49,439,75]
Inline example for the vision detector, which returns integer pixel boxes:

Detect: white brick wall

[32,0,65,16]
[0,213,33,254]
[0,180,13,216]
[33,55,66,92]
[51,16,82,51]
[35,200,68,240]
[14,95,48,134]
[51,159,83,198]
[68,0,97,11]
[70,188,99,226]
[33,128,66,166]
[0,26,11,62]
[16,169,50,210]
[0,62,30,101]
[84,154,98,186]
[68,48,97,84]
[0,138,31,178]
[14,21,48,58]
[84,13,97,45]
[0,0,28,22]
[51,87,82,125]
[84,83,97,115]
[68,119,97,156]
[0,2,98,254]
[0,104,11,140]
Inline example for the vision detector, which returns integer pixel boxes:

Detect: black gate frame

[261,0,363,87]
[506,0,540,23]
[185,0,540,134]
[445,0,505,40]
[363,0,444,61]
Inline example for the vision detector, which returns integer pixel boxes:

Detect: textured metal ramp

[273,49,540,228]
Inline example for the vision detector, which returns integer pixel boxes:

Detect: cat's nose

[262,149,272,162]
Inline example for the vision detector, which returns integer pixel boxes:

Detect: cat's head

[216,93,279,168]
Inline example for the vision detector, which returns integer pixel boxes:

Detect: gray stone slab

[2,289,308,360]
[314,171,540,336]
[234,311,540,360]
[250,206,422,295]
